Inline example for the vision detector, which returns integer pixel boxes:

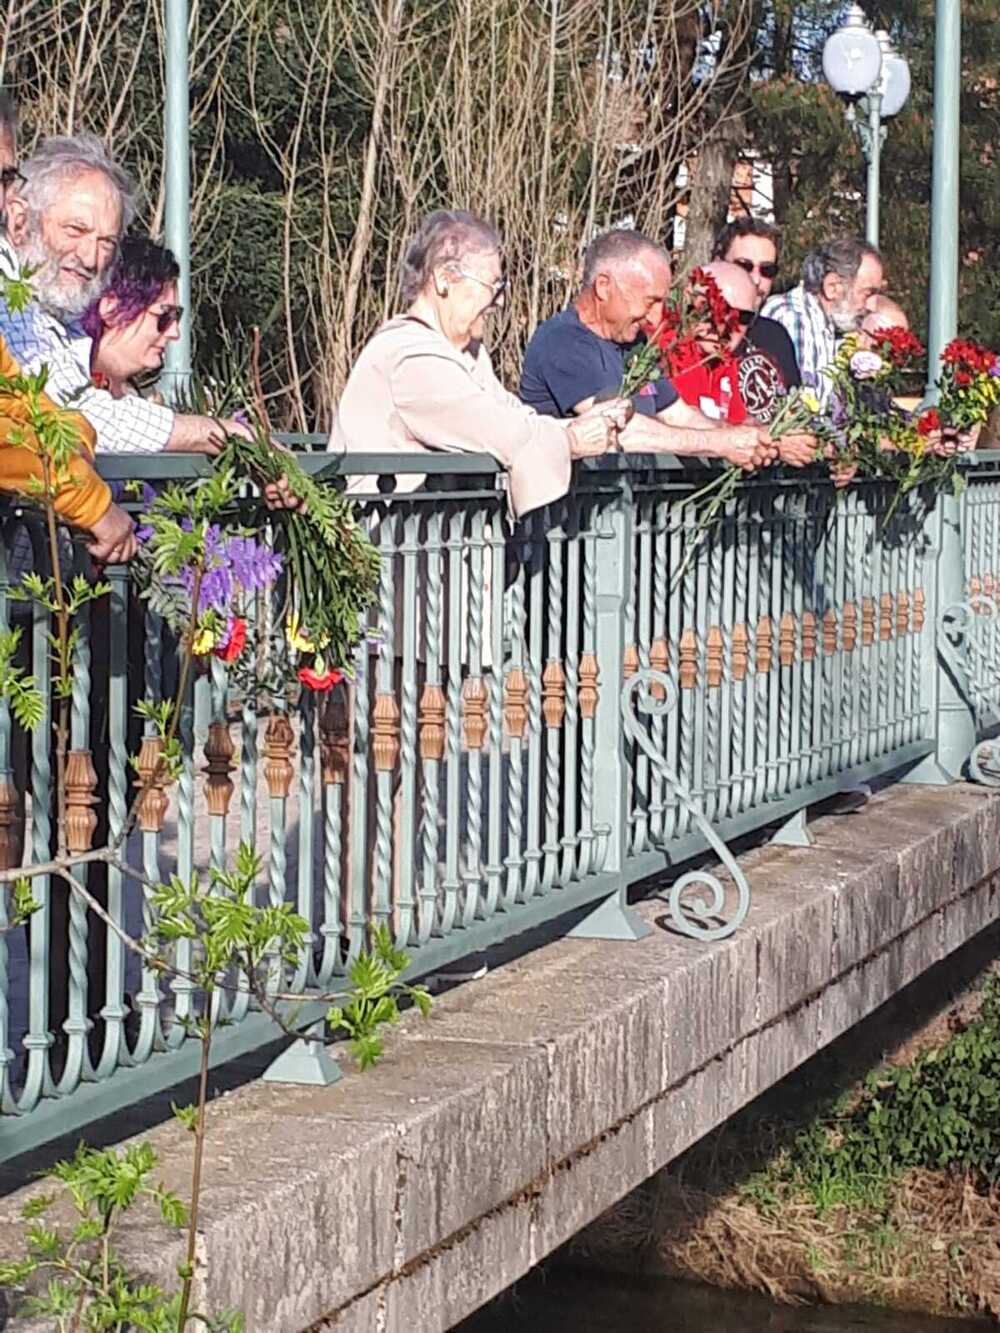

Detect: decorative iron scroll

[938,596,1000,786]
[621,669,751,941]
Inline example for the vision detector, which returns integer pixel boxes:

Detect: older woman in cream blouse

[330,210,624,517]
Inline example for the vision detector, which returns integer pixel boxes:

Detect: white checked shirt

[0,242,175,454]
[761,283,839,407]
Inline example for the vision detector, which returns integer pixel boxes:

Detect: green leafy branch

[328,924,432,1070]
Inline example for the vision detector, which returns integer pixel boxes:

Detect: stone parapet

[1,783,998,1332]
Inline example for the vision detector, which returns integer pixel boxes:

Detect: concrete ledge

[2,783,999,1332]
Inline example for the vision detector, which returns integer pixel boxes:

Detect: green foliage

[0,627,44,730]
[147,843,309,1011]
[751,979,1000,1218]
[133,700,183,782]
[328,924,432,1070]
[8,876,41,926]
[0,1142,227,1333]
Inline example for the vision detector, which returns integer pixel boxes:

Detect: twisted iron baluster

[503,531,528,903]
[559,504,582,884]
[677,496,697,837]
[395,505,420,943]
[461,508,487,923]
[577,514,598,877]
[372,503,398,933]
[730,493,750,819]
[703,497,724,824]
[541,510,565,889]
[648,495,669,840]
[522,513,544,898]
[417,507,444,940]
[438,505,465,931]
[632,493,653,852]
[165,653,195,1048]
[57,589,94,1092]
[135,607,169,1051]
[94,566,131,1078]
[291,690,316,991]
[20,524,55,1107]
[483,510,506,913]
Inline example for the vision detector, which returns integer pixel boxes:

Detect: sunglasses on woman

[151,305,184,333]
[732,258,779,281]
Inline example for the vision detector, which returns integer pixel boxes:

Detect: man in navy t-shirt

[520,230,779,469]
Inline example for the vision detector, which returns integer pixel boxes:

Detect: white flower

[849,350,884,380]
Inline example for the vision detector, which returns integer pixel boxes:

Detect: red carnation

[871,326,924,366]
[214,617,247,664]
[917,408,941,436]
[298,664,344,692]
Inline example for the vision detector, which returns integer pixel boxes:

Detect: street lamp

[823,6,911,247]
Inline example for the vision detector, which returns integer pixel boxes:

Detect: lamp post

[162,0,191,398]
[822,6,911,248]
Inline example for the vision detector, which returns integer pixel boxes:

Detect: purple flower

[849,350,884,380]
[801,370,819,388]
[136,525,154,545]
[225,536,283,593]
[990,359,1000,378]
[141,482,157,507]
[180,561,232,616]
[829,393,848,429]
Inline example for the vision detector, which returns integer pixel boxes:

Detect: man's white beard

[830,299,863,334]
[18,222,107,321]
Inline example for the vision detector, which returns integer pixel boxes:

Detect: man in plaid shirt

[0,134,251,460]
[762,237,885,407]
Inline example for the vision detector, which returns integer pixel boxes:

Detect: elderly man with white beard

[762,236,885,408]
[0,133,250,459]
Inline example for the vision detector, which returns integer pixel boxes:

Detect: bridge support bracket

[569,890,651,942]
[262,1023,342,1087]
[769,807,814,848]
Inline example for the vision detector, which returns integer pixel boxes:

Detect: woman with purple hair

[81,235,182,394]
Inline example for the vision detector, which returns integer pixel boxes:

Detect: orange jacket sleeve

[0,335,112,531]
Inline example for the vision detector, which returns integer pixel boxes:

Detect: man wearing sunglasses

[712,216,782,311]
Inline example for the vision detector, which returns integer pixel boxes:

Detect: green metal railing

[0,449,986,1160]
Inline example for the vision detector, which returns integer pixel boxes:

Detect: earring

[441,286,449,297]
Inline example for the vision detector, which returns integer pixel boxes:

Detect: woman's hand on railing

[87,502,138,565]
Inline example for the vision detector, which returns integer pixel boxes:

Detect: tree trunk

[682,113,745,270]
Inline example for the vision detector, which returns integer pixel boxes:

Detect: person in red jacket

[672,261,805,443]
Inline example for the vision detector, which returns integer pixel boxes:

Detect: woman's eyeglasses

[152,305,184,333]
[457,270,508,305]
[733,258,779,281]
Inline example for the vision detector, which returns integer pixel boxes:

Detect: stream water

[456,1267,990,1331]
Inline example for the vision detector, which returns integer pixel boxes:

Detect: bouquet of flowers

[131,412,379,698]
[621,266,740,399]
[937,338,1000,438]
[815,328,936,514]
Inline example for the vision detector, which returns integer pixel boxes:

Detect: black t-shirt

[733,315,801,423]
[519,305,679,418]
